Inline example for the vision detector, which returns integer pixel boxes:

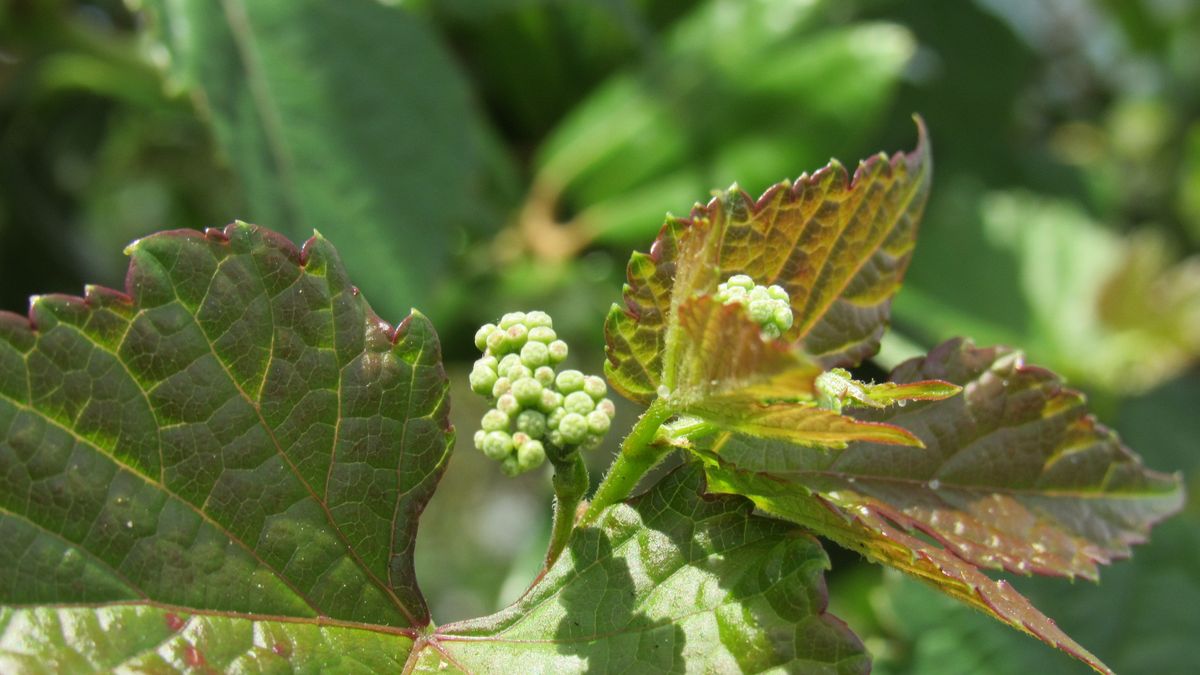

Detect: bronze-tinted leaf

[605,119,931,404]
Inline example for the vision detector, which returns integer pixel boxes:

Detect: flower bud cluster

[470,311,616,476]
[714,274,794,339]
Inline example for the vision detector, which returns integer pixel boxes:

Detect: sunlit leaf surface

[407,465,869,674]
[0,223,453,667]
[605,121,931,404]
[697,339,1185,673]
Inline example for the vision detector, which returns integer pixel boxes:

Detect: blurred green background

[2,0,1197,672]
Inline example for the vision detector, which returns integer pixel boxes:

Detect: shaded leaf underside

[0,223,453,634]
[605,119,931,404]
[406,465,869,674]
[698,338,1185,673]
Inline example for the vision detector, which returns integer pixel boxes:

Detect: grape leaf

[404,465,869,674]
[134,0,490,317]
[0,605,411,672]
[695,338,1185,673]
[0,223,453,664]
[605,119,931,404]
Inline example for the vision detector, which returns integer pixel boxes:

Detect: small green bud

[748,299,774,324]
[767,284,789,301]
[491,376,512,398]
[512,377,544,406]
[474,323,497,352]
[520,341,550,368]
[748,285,769,302]
[482,431,513,460]
[524,311,553,328]
[486,329,506,353]
[534,366,556,387]
[517,439,546,470]
[761,324,782,339]
[586,409,611,434]
[773,305,793,330]
[515,409,547,438]
[582,375,607,401]
[581,434,603,451]
[473,429,486,450]
[496,393,520,416]
[564,390,595,415]
[477,355,498,371]
[481,408,509,432]
[469,366,498,396]
[499,312,527,329]
[548,340,569,363]
[596,398,616,418]
[528,326,557,344]
[512,431,531,448]
[539,389,564,414]
[548,429,565,448]
[720,286,747,304]
[547,407,567,430]
[727,274,755,290]
[501,455,522,477]
[559,412,588,445]
[505,324,529,351]
[507,364,533,381]
[498,353,521,376]
[556,369,585,393]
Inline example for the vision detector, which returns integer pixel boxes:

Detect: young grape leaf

[404,465,869,674]
[694,338,1185,673]
[700,465,1116,674]
[0,223,453,665]
[605,119,931,405]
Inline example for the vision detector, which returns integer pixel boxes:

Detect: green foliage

[2,1,1197,671]
[0,123,1185,672]
[132,0,493,319]
[413,466,869,673]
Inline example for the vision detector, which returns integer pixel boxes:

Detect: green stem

[579,399,674,527]
[543,453,588,569]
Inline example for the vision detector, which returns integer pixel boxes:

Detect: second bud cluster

[470,311,616,476]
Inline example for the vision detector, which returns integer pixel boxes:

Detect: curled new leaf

[605,118,931,404]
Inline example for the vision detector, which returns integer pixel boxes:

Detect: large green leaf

[697,338,1185,673]
[0,223,453,664]
[133,0,489,315]
[605,121,931,405]
[405,465,869,674]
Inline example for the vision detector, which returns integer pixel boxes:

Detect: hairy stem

[580,399,673,527]
[543,453,588,569]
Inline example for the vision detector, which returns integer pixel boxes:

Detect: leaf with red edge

[691,338,1185,673]
[701,465,1116,674]
[665,294,952,449]
[0,222,453,666]
[604,118,932,404]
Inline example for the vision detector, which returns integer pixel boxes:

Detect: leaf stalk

[579,399,674,527]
